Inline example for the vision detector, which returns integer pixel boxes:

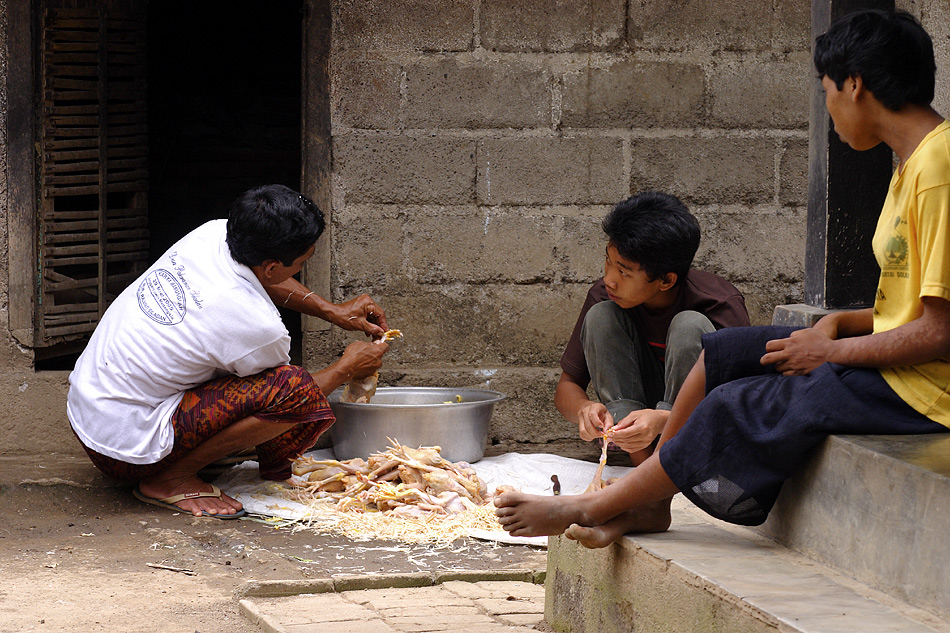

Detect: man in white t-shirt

[68,184,390,518]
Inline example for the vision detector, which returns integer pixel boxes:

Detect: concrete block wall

[0,0,947,457]
[310,0,815,454]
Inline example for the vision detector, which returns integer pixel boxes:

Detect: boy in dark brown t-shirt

[556,192,749,464]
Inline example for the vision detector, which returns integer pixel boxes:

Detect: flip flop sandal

[133,484,246,519]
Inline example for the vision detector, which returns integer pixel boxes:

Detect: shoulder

[683,270,742,297]
[910,121,950,193]
[679,270,750,326]
[180,219,226,240]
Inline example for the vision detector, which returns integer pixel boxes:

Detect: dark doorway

[147,0,304,362]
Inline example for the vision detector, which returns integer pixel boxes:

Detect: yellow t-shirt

[872,119,950,428]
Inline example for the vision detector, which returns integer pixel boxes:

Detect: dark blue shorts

[659,326,947,526]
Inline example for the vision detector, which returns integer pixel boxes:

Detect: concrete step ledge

[236,568,545,598]
[760,434,950,621]
[545,498,949,633]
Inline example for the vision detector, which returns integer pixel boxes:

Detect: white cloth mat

[213,450,633,548]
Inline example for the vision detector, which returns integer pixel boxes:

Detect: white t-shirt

[67,220,291,464]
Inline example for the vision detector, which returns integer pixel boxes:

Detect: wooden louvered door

[37,0,148,348]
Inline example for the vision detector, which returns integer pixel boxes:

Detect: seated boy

[557,192,750,464]
[498,9,950,543]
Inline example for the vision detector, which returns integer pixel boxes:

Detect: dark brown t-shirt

[560,271,750,387]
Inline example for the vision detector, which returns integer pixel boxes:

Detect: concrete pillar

[773,0,895,326]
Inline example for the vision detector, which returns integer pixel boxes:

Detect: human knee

[667,311,713,351]
[265,365,317,400]
[669,311,715,338]
[582,301,635,344]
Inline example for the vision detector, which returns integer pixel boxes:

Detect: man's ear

[658,272,677,291]
[259,259,282,281]
[849,75,866,101]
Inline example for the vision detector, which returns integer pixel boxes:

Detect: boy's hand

[576,401,612,442]
[760,328,835,376]
[610,409,669,453]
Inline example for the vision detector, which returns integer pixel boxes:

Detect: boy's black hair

[602,191,699,286]
[226,184,326,268]
[814,9,935,111]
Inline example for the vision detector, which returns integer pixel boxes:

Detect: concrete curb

[238,599,284,633]
[236,568,546,598]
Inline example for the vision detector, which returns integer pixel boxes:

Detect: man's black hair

[226,184,326,268]
[814,9,935,111]
[602,191,699,286]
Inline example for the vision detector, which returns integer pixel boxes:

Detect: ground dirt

[0,455,547,633]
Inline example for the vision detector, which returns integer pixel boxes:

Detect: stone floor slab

[240,580,546,633]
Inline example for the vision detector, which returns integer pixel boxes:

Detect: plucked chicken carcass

[287,439,490,517]
[340,329,403,403]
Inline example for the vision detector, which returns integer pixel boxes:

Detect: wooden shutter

[37,0,148,347]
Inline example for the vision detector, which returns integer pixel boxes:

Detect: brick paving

[240,580,547,633]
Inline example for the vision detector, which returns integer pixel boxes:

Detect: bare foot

[565,501,672,548]
[138,475,243,517]
[565,523,616,549]
[494,491,594,537]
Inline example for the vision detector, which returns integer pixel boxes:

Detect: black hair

[602,191,699,285]
[225,184,326,267]
[814,9,935,111]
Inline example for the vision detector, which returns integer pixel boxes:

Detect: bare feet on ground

[138,475,243,517]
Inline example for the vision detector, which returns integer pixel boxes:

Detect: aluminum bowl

[328,387,506,463]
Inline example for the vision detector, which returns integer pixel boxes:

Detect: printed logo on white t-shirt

[137,269,186,325]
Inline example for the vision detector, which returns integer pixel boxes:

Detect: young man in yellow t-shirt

[494,9,950,543]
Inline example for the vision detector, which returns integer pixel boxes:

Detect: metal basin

[328,387,506,463]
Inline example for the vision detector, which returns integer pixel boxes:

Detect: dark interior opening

[147,0,304,363]
[38,0,304,371]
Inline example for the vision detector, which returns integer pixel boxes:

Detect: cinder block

[403,57,551,129]
[332,0,474,52]
[477,367,578,445]
[905,0,950,113]
[335,135,476,204]
[370,283,582,366]
[627,1,777,51]
[559,212,610,283]
[478,137,626,205]
[708,58,811,129]
[561,61,704,128]
[405,207,559,283]
[693,206,805,284]
[332,58,402,129]
[779,138,808,207]
[692,206,805,325]
[480,0,625,52]
[629,137,776,204]
[333,205,406,288]
[738,280,805,327]
[775,1,810,52]
[0,371,74,455]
